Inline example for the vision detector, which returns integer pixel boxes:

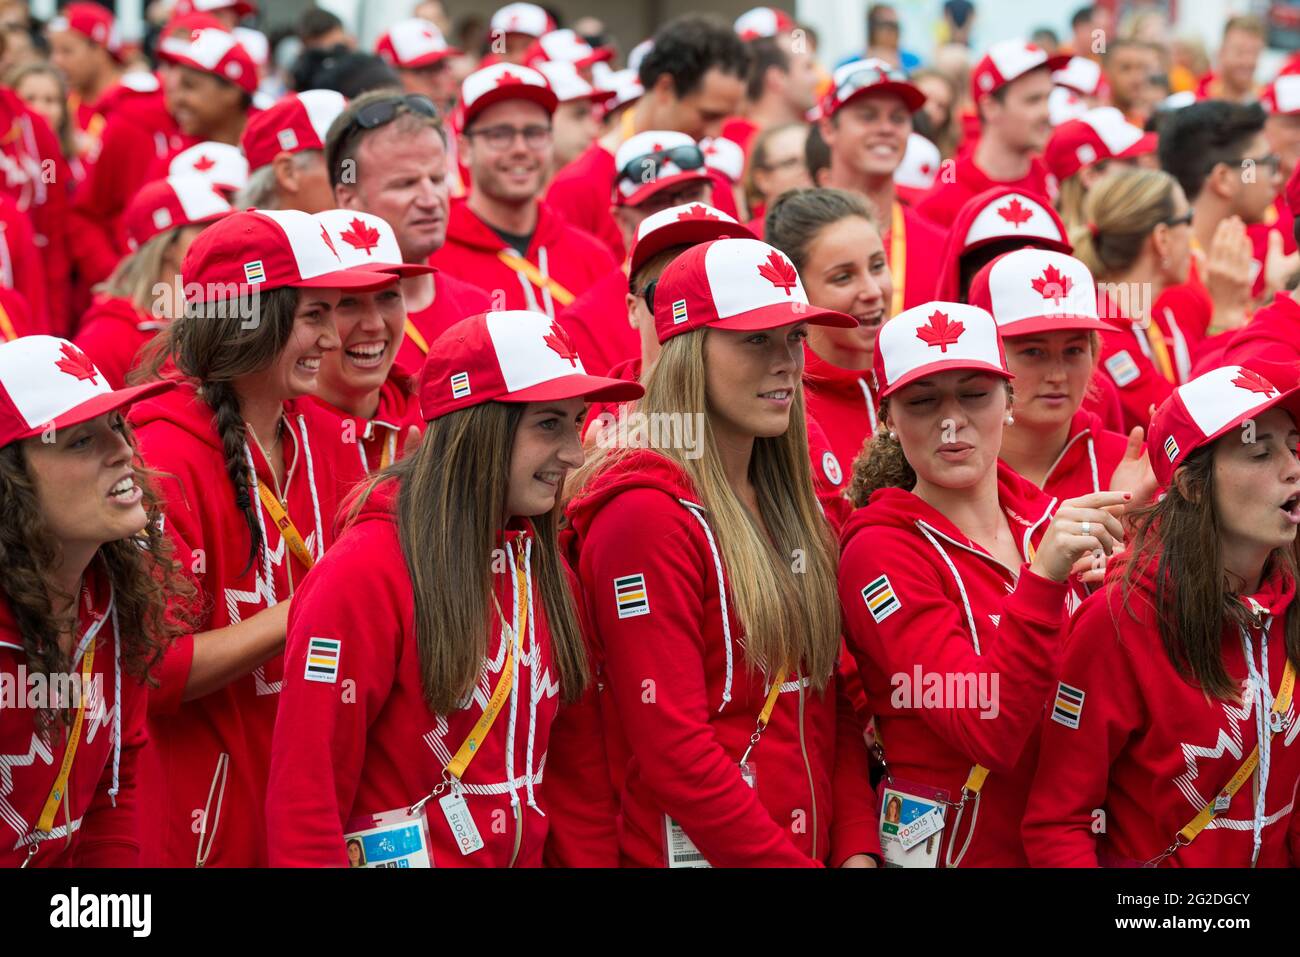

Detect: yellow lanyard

[256,481,315,570]
[378,429,396,471]
[34,641,96,834]
[497,251,576,306]
[1143,320,1176,383]
[444,551,528,781]
[889,201,906,317]
[0,301,16,341]
[1176,658,1295,846]
[403,319,429,355]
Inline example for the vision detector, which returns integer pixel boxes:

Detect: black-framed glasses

[618,145,705,185]
[463,124,553,150]
[327,94,439,180]
[1241,153,1282,175]
[1163,209,1193,228]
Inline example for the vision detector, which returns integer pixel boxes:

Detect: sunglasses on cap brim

[327,94,439,175]
[833,66,923,110]
[619,145,705,185]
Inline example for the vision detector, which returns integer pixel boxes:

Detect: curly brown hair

[0,424,197,738]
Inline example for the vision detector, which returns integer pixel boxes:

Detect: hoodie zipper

[508,802,523,867]
[797,681,818,860]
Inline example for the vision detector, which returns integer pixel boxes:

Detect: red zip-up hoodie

[396,269,492,373]
[309,367,423,474]
[128,382,366,866]
[802,345,878,476]
[1008,407,1132,504]
[915,153,1053,230]
[1096,291,1174,435]
[1024,555,1300,867]
[0,192,47,333]
[839,461,1075,866]
[0,568,147,867]
[73,296,163,390]
[266,483,580,867]
[564,449,882,867]
[1221,291,1300,370]
[429,197,618,319]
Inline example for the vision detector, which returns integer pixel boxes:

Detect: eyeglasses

[1163,210,1193,228]
[327,94,440,180]
[1241,153,1282,175]
[618,145,705,186]
[464,124,553,150]
[639,278,659,313]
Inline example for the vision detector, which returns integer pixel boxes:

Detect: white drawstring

[1086,436,1100,494]
[502,539,521,816]
[296,415,325,562]
[679,500,734,710]
[537,246,555,318]
[107,598,122,807]
[1238,617,1274,866]
[521,537,542,814]
[857,378,878,432]
[241,443,274,608]
[917,524,982,654]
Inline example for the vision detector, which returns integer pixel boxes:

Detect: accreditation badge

[664,762,757,868]
[343,807,434,868]
[878,780,948,868]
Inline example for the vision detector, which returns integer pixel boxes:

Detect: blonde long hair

[570,328,841,689]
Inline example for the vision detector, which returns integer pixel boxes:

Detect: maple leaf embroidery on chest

[1231,367,1278,397]
[997,197,1032,227]
[55,342,99,384]
[757,250,799,295]
[544,322,579,366]
[1031,264,1073,305]
[916,309,965,352]
[340,218,380,255]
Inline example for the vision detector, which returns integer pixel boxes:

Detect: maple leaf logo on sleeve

[55,342,100,384]
[757,249,799,295]
[1030,264,1073,305]
[916,310,965,352]
[319,223,340,260]
[543,321,579,367]
[996,197,1033,228]
[340,218,381,255]
[1231,367,1278,397]
[676,204,720,222]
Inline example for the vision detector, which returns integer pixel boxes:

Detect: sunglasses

[327,94,439,178]
[619,145,705,186]
[833,64,910,104]
[1163,210,1193,228]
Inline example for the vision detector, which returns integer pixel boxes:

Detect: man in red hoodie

[916,39,1065,227]
[430,63,618,320]
[722,34,819,158]
[330,89,491,372]
[819,58,946,314]
[546,14,750,261]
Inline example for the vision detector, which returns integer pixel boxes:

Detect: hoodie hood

[445,195,568,255]
[85,294,158,332]
[564,449,698,560]
[127,378,224,453]
[802,344,875,402]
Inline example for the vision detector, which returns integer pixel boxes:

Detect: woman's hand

[1108,426,1157,508]
[1029,491,1131,583]
[1204,216,1253,333]
[840,853,879,868]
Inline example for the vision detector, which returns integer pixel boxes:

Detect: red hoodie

[885,203,947,311]
[429,197,618,319]
[396,269,492,372]
[915,153,1053,230]
[802,345,877,477]
[564,449,882,867]
[554,266,640,377]
[0,567,147,867]
[308,368,423,474]
[1150,258,1214,383]
[73,296,163,390]
[1096,291,1174,435]
[1220,291,1300,371]
[128,382,366,866]
[1024,556,1300,867]
[0,192,47,333]
[266,483,594,867]
[1009,407,1133,504]
[838,462,1076,866]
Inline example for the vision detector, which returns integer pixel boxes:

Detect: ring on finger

[1080,521,1092,535]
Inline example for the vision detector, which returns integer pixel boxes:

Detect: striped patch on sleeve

[304,636,341,683]
[862,574,901,623]
[1051,681,1086,729]
[1104,350,1139,388]
[614,573,650,619]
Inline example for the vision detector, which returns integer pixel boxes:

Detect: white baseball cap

[168,140,249,193]
[459,62,557,128]
[967,249,1120,337]
[873,301,1012,398]
[314,209,434,279]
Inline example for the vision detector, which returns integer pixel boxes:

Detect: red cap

[823,58,925,116]
[967,249,1121,337]
[652,238,856,345]
[614,131,711,207]
[489,3,555,38]
[314,210,434,279]
[418,311,643,420]
[959,188,1072,256]
[0,337,170,447]
[1149,365,1300,487]
[168,141,249,193]
[172,0,257,18]
[873,301,1013,398]
[971,39,1069,102]
[459,63,557,128]
[533,61,615,105]
[160,12,228,40]
[734,7,796,41]
[1263,74,1300,115]
[240,89,348,171]
[181,209,397,297]
[376,18,461,70]
[1045,107,1156,182]
[629,202,754,275]
[49,3,123,60]
[159,27,258,94]
[523,29,614,71]
[125,174,233,250]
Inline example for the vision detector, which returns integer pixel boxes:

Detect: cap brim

[575,47,615,69]
[14,379,174,443]
[294,268,402,291]
[630,220,756,274]
[369,261,436,278]
[837,81,926,114]
[999,314,1124,336]
[1118,131,1158,159]
[880,361,1014,398]
[708,303,858,333]
[404,49,462,68]
[619,170,712,208]
[503,373,645,405]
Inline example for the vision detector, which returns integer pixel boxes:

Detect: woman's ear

[1172,464,1200,503]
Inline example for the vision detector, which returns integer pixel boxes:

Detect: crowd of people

[2,0,1300,869]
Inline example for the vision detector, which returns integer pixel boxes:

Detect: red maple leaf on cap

[192,154,215,172]
[1232,367,1278,397]
[1030,264,1073,305]
[495,69,523,87]
[916,310,965,352]
[676,204,721,222]
[55,341,99,384]
[341,218,381,255]
[997,197,1032,227]
[757,249,799,295]
[319,223,340,260]
[544,322,579,367]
